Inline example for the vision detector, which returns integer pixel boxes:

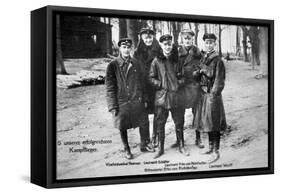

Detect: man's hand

[111,109,118,116]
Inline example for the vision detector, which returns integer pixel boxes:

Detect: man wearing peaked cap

[117,38,133,47]
[150,33,190,159]
[106,37,154,160]
[134,27,161,149]
[202,33,217,41]
[180,29,195,37]
[139,27,155,36]
[159,34,173,43]
[178,29,205,150]
[192,31,226,164]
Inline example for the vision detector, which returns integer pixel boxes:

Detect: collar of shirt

[116,55,131,67]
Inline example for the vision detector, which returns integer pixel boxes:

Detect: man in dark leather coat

[193,33,227,163]
[149,34,190,159]
[105,38,154,160]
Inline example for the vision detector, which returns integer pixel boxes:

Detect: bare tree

[248,26,260,69]
[56,14,67,75]
[241,26,249,62]
[194,23,199,46]
[218,24,227,57]
[119,19,127,39]
[188,22,192,30]
[204,24,208,34]
[236,26,241,56]
[171,21,181,46]
[258,27,268,76]
[126,19,139,48]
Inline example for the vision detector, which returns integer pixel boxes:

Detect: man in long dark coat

[133,28,162,148]
[193,33,227,163]
[149,34,189,159]
[178,29,204,149]
[105,38,154,160]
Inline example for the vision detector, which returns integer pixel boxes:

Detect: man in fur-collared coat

[105,38,154,160]
[193,33,227,163]
[133,28,162,148]
[149,34,189,159]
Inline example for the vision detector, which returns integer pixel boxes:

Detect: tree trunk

[56,14,67,75]
[204,24,208,34]
[241,26,249,62]
[248,26,260,69]
[188,22,192,29]
[218,25,222,57]
[194,23,199,46]
[119,19,127,39]
[258,27,268,76]
[236,26,241,56]
[126,19,139,48]
[171,21,180,46]
[152,20,156,32]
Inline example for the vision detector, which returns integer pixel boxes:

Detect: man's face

[204,39,216,53]
[182,35,194,47]
[141,34,154,46]
[160,40,173,55]
[119,44,132,58]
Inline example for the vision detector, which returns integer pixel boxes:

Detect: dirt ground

[56,59,268,180]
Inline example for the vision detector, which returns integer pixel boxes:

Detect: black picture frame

[31,5,274,188]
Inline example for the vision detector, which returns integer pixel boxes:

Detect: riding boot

[177,129,190,156]
[209,131,221,163]
[139,124,155,152]
[153,127,164,159]
[151,118,159,148]
[120,130,133,159]
[171,129,179,148]
[195,131,205,149]
[201,132,214,155]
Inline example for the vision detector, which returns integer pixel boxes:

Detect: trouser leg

[139,115,155,152]
[119,130,133,159]
[153,107,168,159]
[202,131,214,154]
[213,131,221,152]
[151,113,159,147]
[208,131,221,163]
[195,130,204,148]
[171,107,189,156]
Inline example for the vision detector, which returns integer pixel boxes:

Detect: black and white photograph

[55,12,271,180]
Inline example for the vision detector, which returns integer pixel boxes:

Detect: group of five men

[105,27,226,163]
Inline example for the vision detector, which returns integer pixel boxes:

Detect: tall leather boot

[201,132,214,155]
[139,126,155,153]
[153,127,164,159]
[120,130,133,160]
[208,132,220,163]
[177,129,190,156]
[151,118,159,148]
[195,131,205,149]
[170,132,179,148]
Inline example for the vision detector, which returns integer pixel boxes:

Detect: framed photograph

[31,5,274,188]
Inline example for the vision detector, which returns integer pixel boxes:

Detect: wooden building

[61,16,112,59]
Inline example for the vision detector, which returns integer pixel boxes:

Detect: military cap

[203,33,217,41]
[118,38,133,47]
[180,29,195,37]
[139,28,155,35]
[159,34,173,43]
